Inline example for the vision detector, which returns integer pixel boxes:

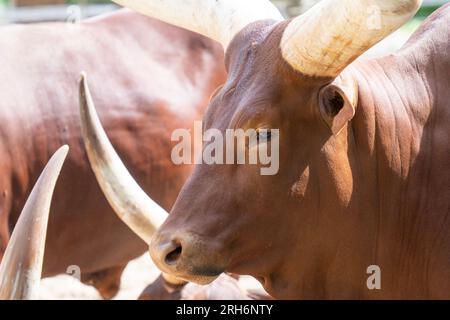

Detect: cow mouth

[169,261,225,285]
[180,273,222,286]
[161,243,223,284]
[165,267,224,286]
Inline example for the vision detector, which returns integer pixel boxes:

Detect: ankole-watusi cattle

[0,8,225,298]
[82,0,450,299]
[0,146,68,300]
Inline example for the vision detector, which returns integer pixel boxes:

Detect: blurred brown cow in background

[0,8,226,298]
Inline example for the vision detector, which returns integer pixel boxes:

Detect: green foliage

[417,5,442,18]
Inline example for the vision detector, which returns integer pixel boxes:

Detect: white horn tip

[80,71,87,82]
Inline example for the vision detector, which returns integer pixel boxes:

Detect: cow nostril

[165,243,182,266]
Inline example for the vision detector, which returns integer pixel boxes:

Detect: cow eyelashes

[256,129,272,143]
[247,129,272,150]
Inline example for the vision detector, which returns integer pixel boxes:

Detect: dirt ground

[38,254,264,300]
[38,254,158,300]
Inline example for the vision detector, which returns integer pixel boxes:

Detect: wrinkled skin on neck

[155,6,450,299]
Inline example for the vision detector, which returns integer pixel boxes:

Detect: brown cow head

[82,0,421,298]
[150,25,361,294]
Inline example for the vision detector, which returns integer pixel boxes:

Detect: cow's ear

[319,76,358,135]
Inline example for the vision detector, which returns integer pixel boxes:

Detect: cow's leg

[0,228,9,261]
[0,221,8,263]
[138,274,184,300]
[139,273,272,300]
[0,186,11,263]
[81,264,127,299]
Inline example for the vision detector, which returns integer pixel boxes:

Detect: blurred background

[0,0,448,24]
[0,0,448,57]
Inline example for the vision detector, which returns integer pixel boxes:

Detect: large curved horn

[281,0,422,77]
[79,72,168,245]
[0,146,68,300]
[112,0,283,50]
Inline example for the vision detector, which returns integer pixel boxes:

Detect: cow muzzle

[149,231,224,285]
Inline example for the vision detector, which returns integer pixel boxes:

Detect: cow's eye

[256,129,272,143]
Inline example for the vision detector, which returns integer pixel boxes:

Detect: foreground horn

[79,73,168,245]
[111,0,283,50]
[281,0,422,77]
[0,146,68,300]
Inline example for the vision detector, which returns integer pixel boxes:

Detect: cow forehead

[223,20,330,95]
[203,68,286,132]
[204,19,333,131]
[223,19,299,81]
